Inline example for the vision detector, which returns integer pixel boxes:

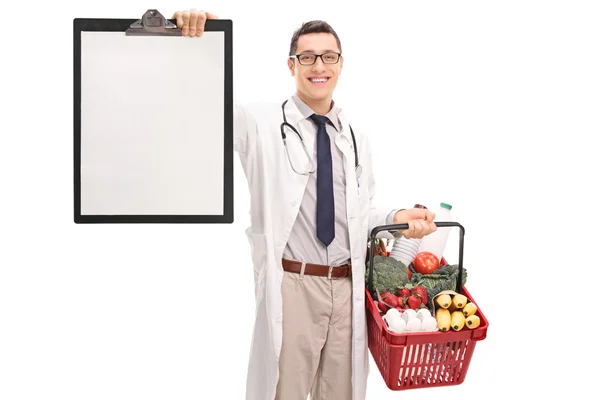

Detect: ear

[287,58,295,76]
[339,56,344,75]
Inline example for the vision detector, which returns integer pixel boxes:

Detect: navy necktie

[310,114,335,247]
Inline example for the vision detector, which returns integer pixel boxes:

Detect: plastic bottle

[418,202,453,263]
[389,204,427,268]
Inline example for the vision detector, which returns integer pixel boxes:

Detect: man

[172,9,437,400]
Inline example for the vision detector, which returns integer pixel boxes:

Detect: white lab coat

[234,96,392,400]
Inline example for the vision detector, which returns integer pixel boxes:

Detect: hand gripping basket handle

[367,222,466,295]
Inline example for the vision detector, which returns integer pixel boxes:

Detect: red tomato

[413,252,440,274]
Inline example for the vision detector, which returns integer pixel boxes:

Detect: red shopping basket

[365,222,488,391]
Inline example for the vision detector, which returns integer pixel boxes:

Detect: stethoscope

[279,100,362,182]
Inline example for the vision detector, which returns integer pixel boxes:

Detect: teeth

[311,78,328,83]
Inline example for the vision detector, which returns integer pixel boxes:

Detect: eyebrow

[297,49,338,54]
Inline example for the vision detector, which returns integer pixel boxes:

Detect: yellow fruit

[436,308,451,332]
[462,302,478,317]
[447,302,459,313]
[436,294,452,309]
[465,315,481,329]
[452,294,468,309]
[451,311,465,331]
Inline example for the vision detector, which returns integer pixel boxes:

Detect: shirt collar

[292,94,341,132]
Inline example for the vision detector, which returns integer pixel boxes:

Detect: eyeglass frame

[289,52,343,65]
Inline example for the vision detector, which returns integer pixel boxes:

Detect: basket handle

[367,222,466,296]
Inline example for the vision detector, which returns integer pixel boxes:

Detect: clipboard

[73,10,233,224]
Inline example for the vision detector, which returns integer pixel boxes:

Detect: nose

[311,56,326,72]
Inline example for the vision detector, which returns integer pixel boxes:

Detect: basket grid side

[384,339,478,389]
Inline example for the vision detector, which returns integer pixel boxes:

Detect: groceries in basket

[409,259,467,306]
[364,254,410,295]
[382,306,439,334]
[377,284,429,313]
[433,290,481,332]
[365,249,467,320]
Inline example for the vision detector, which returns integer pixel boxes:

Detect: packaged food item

[389,204,428,267]
[418,202,453,263]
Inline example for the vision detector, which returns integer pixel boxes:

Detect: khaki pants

[275,270,353,400]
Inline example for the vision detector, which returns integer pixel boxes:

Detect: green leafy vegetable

[365,255,411,295]
[410,263,468,301]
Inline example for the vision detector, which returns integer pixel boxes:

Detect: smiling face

[287,32,344,114]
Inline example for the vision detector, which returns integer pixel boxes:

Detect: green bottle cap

[440,202,452,210]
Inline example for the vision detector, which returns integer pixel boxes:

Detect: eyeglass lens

[297,53,339,65]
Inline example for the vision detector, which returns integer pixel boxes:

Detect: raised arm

[171,9,253,164]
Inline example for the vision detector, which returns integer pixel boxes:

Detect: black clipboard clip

[125,9,182,36]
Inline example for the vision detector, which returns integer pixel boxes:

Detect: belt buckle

[327,265,334,280]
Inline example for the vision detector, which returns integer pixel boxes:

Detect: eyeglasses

[290,52,342,65]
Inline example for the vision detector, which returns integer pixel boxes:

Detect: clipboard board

[73,10,233,224]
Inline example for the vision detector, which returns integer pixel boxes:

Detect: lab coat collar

[284,95,353,142]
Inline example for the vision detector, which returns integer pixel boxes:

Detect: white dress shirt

[282,94,396,267]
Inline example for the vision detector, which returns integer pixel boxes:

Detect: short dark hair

[289,20,342,56]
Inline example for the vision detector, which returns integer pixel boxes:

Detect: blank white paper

[80,32,225,215]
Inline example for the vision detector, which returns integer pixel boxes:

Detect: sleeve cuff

[386,209,400,225]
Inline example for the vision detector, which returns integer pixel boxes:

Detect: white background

[1,1,599,399]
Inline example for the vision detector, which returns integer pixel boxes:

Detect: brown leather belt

[282,258,352,279]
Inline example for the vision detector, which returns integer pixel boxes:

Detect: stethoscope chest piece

[355,164,362,179]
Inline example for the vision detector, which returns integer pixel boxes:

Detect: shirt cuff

[386,209,400,225]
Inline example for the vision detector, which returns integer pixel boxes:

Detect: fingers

[420,209,436,236]
[403,219,436,239]
[195,10,208,37]
[424,210,435,223]
[181,10,191,36]
[389,207,438,239]
[402,220,418,239]
[412,220,426,239]
[172,11,184,29]
[401,222,413,239]
[189,9,199,36]
[428,221,437,234]
[173,9,217,37]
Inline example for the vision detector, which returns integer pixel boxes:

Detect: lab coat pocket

[249,233,267,300]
